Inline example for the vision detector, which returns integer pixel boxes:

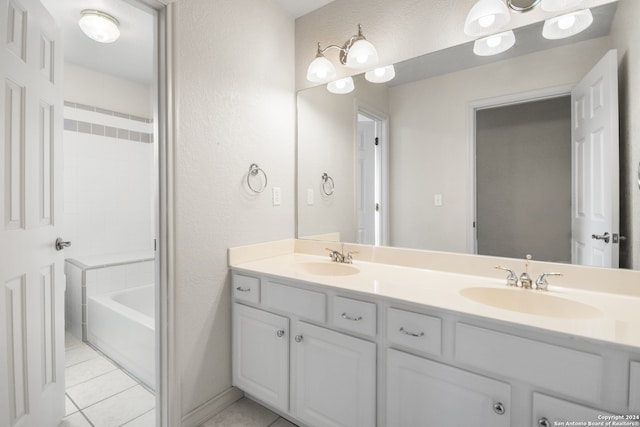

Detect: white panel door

[387,349,511,427]
[571,49,619,267]
[232,303,289,413]
[0,0,65,426]
[292,321,376,427]
[356,116,376,245]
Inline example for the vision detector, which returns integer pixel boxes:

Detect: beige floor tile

[58,411,92,427]
[65,395,79,416]
[82,384,156,427]
[65,343,100,367]
[200,398,279,427]
[65,356,117,388]
[269,418,298,427]
[65,331,83,350]
[121,409,156,427]
[67,369,138,409]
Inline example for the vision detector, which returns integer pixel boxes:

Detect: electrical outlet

[434,194,443,206]
[272,187,281,206]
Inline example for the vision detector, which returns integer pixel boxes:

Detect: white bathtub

[88,284,156,390]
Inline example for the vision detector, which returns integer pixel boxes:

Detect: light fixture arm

[315,24,368,65]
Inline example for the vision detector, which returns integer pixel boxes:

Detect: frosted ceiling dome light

[542,9,593,39]
[327,77,355,94]
[79,10,120,43]
[464,0,511,36]
[541,0,585,12]
[473,30,516,56]
[365,65,396,83]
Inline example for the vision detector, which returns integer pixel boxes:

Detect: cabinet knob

[493,402,505,415]
[294,335,303,343]
[538,417,551,427]
[276,330,285,338]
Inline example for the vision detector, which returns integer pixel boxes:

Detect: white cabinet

[232,304,289,412]
[292,321,376,427]
[532,393,612,427]
[387,349,511,427]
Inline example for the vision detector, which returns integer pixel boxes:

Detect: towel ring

[247,163,268,193]
[321,173,335,196]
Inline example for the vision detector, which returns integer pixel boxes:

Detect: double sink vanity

[229,239,640,426]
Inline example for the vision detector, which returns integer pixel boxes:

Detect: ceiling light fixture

[327,77,355,94]
[541,0,585,12]
[464,0,511,36]
[542,9,593,39]
[306,24,378,83]
[365,65,396,84]
[79,10,120,44]
[506,0,541,13]
[473,30,516,56]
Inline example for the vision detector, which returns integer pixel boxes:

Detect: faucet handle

[325,247,338,261]
[535,272,563,291]
[495,266,518,287]
[345,250,359,264]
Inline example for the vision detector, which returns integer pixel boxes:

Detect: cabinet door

[387,349,511,427]
[533,393,612,427]
[233,304,289,412]
[292,321,376,427]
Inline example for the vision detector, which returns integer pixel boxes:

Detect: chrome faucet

[535,272,563,291]
[519,254,533,289]
[325,245,358,264]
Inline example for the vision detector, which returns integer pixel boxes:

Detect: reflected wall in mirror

[297,0,639,270]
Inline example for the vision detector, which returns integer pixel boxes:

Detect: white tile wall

[63,106,154,259]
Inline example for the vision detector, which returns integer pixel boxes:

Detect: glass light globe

[307,55,336,83]
[345,39,378,69]
[365,65,396,84]
[327,77,355,94]
[542,9,593,40]
[473,30,516,56]
[464,0,511,36]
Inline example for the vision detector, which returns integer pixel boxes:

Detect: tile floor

[59,332,295,427]
[59,332,156,427]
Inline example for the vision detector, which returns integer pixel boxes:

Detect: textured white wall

[64,63,152,118]
[294,0,616,91]
[388,37,610,252]
[173,0,295,417]
[610,0,640,269]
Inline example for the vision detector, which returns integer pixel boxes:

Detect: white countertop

[229,240,640,350]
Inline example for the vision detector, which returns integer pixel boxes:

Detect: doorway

[475,96,572,263]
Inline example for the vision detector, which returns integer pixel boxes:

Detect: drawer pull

[341,312,363,322]
[538,418,550,427]
[276,330,285,338]
[236,286,251,292]
[295,335,303,343]
[493,402,505,415]
[399,327,424,338]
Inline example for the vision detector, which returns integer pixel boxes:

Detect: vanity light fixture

[540,0,585,12]
[365,65,396,83]
[306,24,378,83]
[464,0,511,36]
[327,77,355,94]
[79,10,120,43]
[542,9,593,39]
[473,30,516,56]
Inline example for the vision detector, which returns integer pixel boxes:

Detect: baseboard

[181,387,244,427]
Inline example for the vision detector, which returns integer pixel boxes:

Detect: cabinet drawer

[631,361,640,411]
[262,281,326,323]
[233,274,260,304]
[332,296,376,337]
[387,308,441,356]
[532,393,612,426]
[455,323,604,404]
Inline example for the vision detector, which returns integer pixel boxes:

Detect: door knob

[591,232,610,243]
[55,238,71,251]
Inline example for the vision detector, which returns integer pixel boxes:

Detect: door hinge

[374,137,379,146]
[154,239,157,251]
[375,203,380,212]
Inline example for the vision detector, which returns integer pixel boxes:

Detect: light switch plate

[434,194,443,206]
[307,189,314,205]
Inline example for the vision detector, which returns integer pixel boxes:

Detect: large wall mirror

[297,0,637,270]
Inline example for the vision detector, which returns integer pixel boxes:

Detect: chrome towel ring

[247,163,268,193]
[321,172,335,196]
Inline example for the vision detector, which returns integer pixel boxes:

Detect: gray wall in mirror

[296,0,640,270]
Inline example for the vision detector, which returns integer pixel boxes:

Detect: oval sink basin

[296,262,360,277]
[459,287,601,319]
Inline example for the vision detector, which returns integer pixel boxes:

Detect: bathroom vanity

[229,240,640,427]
